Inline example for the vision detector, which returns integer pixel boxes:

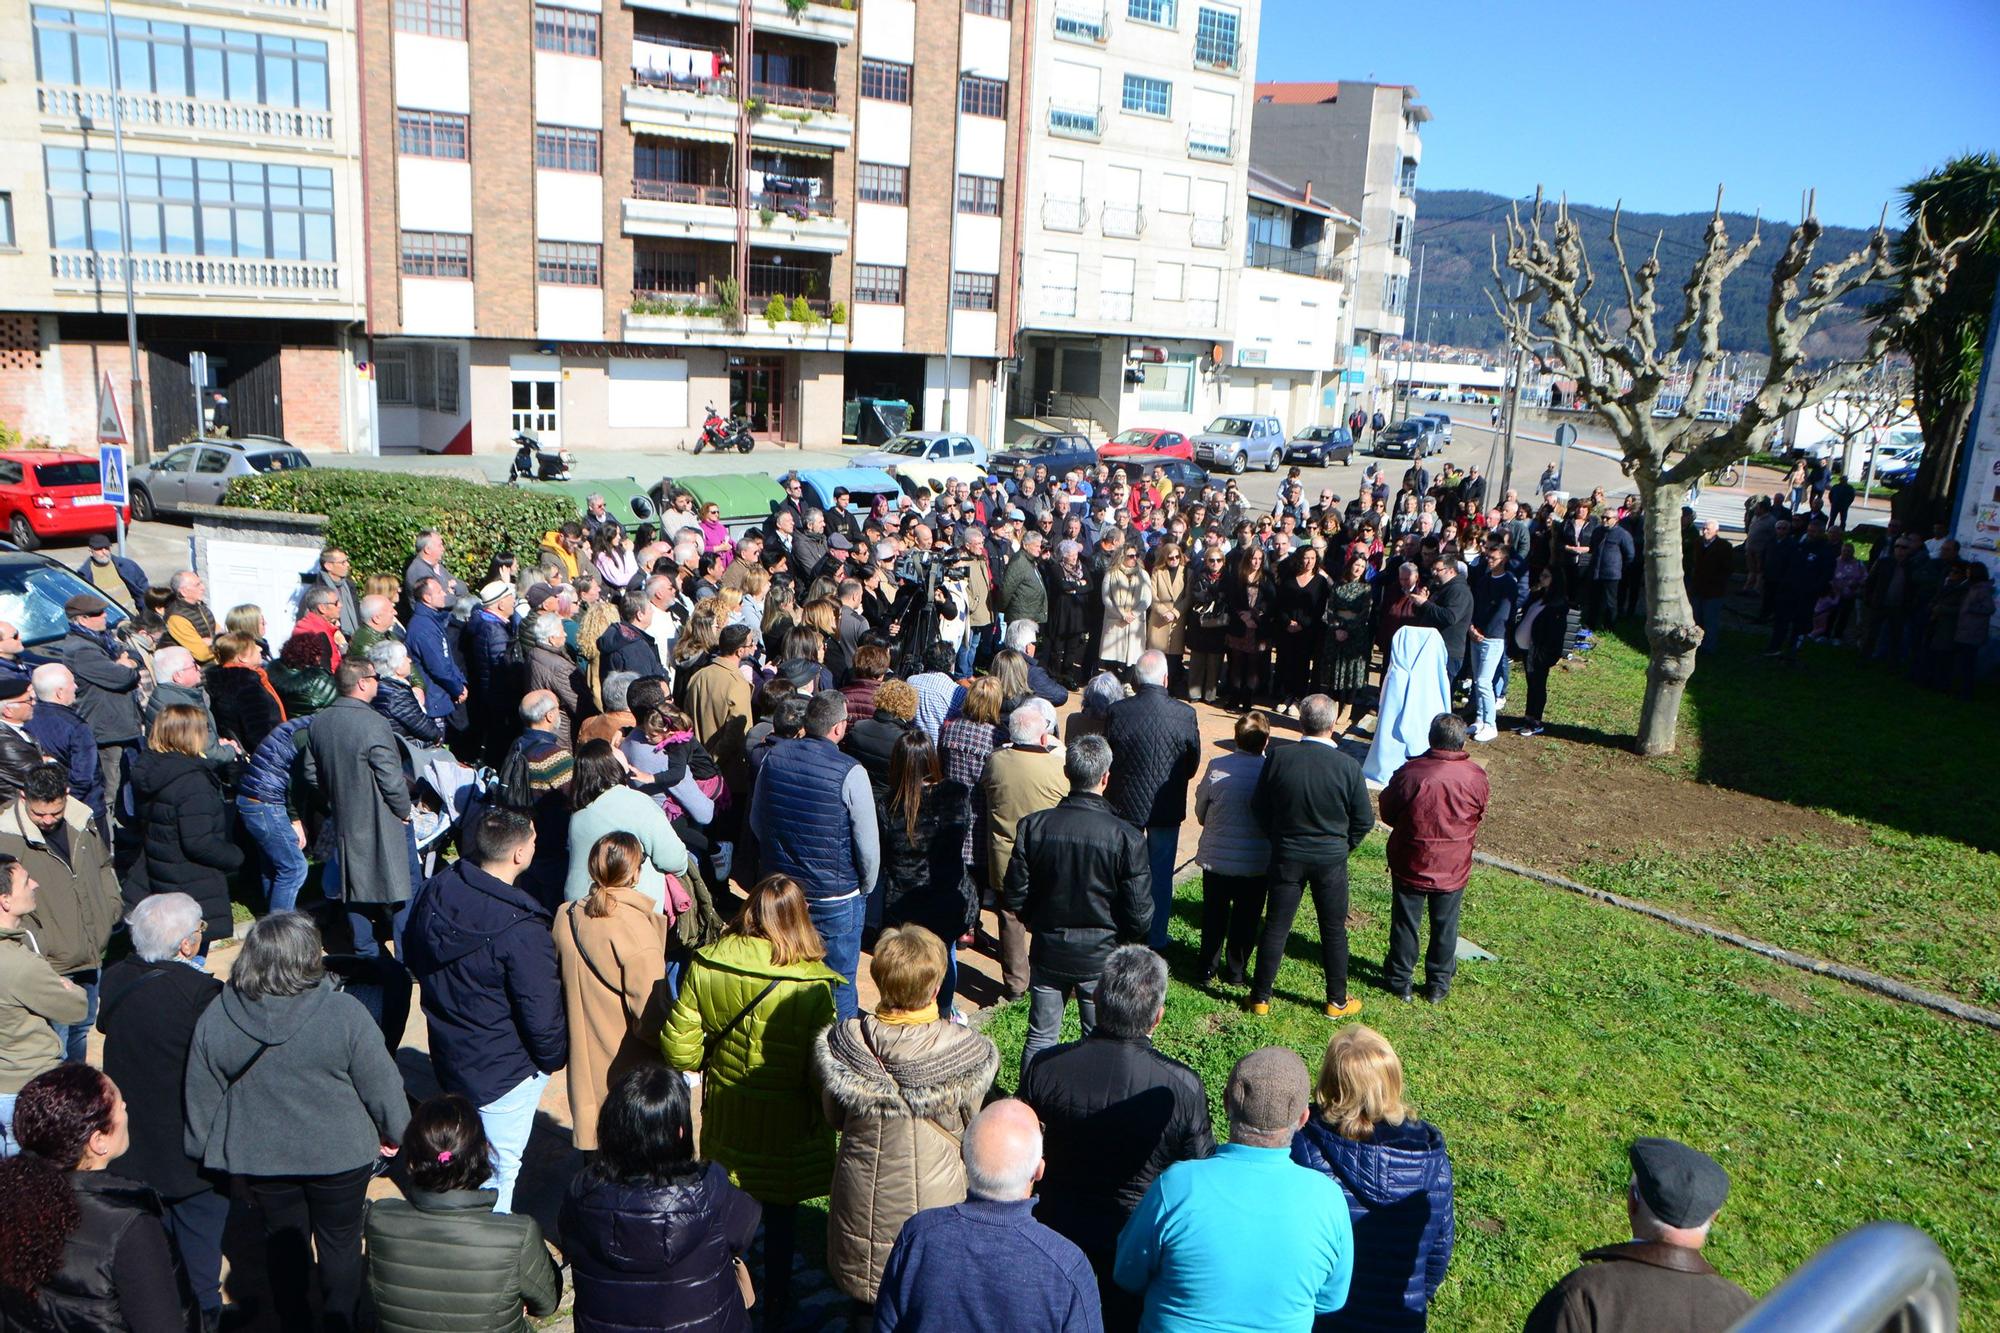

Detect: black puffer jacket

[206,663,285,755]
[1001,792,1151,984]
[365,1187,563,1333]
[559,1162,762,1333]
[879,780,975,942]
[372,676,445,746]
[842,709,910,808]
[124,749,242,948]
[1103,685,1201,829]
[0,1170,198,1333]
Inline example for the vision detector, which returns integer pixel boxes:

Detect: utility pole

[102,0,150,464]
[1488,270,1526,499]
[1396,243,1424,422]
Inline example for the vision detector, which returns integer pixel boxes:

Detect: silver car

[130,436,312,520]
[1192,415,1286,475]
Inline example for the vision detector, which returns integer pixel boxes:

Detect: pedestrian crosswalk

[1688,488,1751,533]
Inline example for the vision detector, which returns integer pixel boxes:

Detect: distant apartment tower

[1250,81,1427,367]
[1011,0,1260,441]
[358,0,1025,454]
[1,0,367,455]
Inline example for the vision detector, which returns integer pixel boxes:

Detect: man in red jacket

[1378,712,1489,1003]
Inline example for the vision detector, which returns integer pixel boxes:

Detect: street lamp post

[102,0,150,465]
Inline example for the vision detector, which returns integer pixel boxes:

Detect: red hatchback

[0,452,131,551]
[1101,427,1193,461]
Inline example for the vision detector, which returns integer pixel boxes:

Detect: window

[375,344,460,412]
[391,0,465,39]
[1192,5,1238,68]
[1127,0,1175,24]
[1140,353,1195,412]
[400,230,471,278]
[45,147,336,260]
[960,74,1007,118]
[952,272,996,311]
[634,246,699,293]
[396,109,468,159]
[1121,73,1170,117]
[535,125,601,173]
[1398,157,1419,195]
[857,163,908,206]
[33,9,332,110]
[853,264,905,305]
[537,240,601,285]
[956,173,1002,216]
[1383,272,1408,317]
[0,193,12,248]
[965,0,1009,13]
[1390,213,1410,258]
[532,5,599,56]
[860,58,911,104]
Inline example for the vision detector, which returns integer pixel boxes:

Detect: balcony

[1101,205,1145,239]
[1048,103,1102,141]
[624,61,739,143]
[38,85,335,150]
[624,303,847,350]
[747,94,854,150]
[1246,240,1340,281]
[749,192,848,253]
[1190,216,1229,249]
[749,0,857,45]
[1041,197,1087,233]
[624,183,738,244]
[1192,36,1240,72]
[1051,3,1108,43]
[51,251,343,298]
[1187,124,1235,160]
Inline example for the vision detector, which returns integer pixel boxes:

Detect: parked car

[1411,412,1454,446]
[852,431,988,496]
[1101,427,1192,461]
[130,435,311,521]
[0,452,133,551]
[1282,424,1356,468]
[1106,454,1208,495]
[0,545,132,643]
[990,432,1097,481]
[1192,415,1286,475]
[1373,420,1440,460]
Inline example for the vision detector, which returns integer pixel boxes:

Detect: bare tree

[1812,368,1913,479]
[1492,188,1980,755]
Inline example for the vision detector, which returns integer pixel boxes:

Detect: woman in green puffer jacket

[364,1094,562,1333]
[663,873,844,1330]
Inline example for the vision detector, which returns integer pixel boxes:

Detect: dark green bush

[222,470,573,586]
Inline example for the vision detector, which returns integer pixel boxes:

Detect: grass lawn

[1501,620,2000,1005]
[982,852,2000,1331]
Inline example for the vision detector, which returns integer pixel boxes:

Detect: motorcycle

[508,433,574,482]
[695,403,756,455]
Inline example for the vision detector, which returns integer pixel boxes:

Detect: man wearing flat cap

[1115,1045,1353,1331]
[1523,1136,1753,1332]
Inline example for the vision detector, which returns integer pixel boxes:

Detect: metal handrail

[1727,1223,1957,1333]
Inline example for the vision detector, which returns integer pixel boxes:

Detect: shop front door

[729,358,784,440]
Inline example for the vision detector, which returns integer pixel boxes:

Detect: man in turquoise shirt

[1113,1045,1353,1331]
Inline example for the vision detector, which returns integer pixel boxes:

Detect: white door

[511,377,560,446]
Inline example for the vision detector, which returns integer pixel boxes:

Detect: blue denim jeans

[807,893,865,1022]
[0,1091,16,1156]
[51,969,99,1065]
[1471,637,1508,729]
[479,1071,550,1215]
[1695,596,1726,654]
[238,794,307,914]
[1146,826,1179,949]
[1022,977,1097,1080]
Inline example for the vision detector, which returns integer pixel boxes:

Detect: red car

[0,452,132,550]
[1101,427,1193,461]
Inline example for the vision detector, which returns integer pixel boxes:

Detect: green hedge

[222,470,573,587]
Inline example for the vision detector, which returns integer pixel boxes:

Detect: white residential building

[1221,166,1355,433]
[1010,0,1260,441]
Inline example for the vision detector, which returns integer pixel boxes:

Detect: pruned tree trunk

[1896,397,1975,528]
[1635,478,1697,755]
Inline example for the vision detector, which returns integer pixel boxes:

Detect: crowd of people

[0,457,1804,1333]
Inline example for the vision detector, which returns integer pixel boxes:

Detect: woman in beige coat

[554,831,672,1151]
[1147,540,1192,689]
[814,925,998,1311]
[1098,544,1155,670]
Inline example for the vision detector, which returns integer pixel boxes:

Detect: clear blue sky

[1255,0,2000,228]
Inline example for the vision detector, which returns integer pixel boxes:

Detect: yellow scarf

[875,1001,938,1026]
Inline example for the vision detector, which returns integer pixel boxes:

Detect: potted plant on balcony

[764,294,792,328]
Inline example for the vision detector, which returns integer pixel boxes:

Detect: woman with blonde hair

[555,832,673,1151]
[127,704,243,953]
[224,603,269,655]
[1291,1025,1454,1330]
[575,596,620,706]
[798,597,839,639]
[663,874,843,1327]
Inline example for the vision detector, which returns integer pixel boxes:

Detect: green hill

[1405,188,1881,357]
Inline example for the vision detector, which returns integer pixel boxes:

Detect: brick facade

[357,0,403,336]
[278,345,347,451]
[900,3,958,354]
[469,0,537,339]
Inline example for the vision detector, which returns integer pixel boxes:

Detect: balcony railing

[1246,239,1339,280]
[751,80,837,112]
[631,40,735,97]
[1041,197,1087,233]
[1048,103,1102,140]
[1101,291,1134,321]
[52,251,342,293]
[1187,124,1235,160]
[750,190,836,218]
[38,85,334,143]
[633,179,734,206]
[1192,36,1239,71]
[1101,205,1145,238]
[1190,216,1229,249]
[1052,4,1108,42]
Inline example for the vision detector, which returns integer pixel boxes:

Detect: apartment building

[1219,165,1355,433]
[1011,0,1261,442]
[1249,80,1427,389]
[0,0,368,455]
[360,0,1026,454]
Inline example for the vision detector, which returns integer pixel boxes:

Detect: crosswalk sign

[96,373,127,445]
[100,445,128,507]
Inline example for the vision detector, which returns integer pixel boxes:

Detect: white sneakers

[1471,722,1500,743]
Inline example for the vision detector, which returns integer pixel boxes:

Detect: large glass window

[857,163,908,206]
[534,125,601,173]
[960,75,1006,118]
[853,265,905,305]
[397,109,468,159]
[951,272,996,311]
[1192,5,1238,68]
[1127,0,1176,25]
[401,231,471,278]
[44,147,334,260]
[532,6,599,57]
[537,241,601,286]
[1140,353,1195,413]
[33,7,329,109]
[1121,73,1170,117]
[392,0,465,38]
[956,174,1002,216]
[860,58,911,104]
